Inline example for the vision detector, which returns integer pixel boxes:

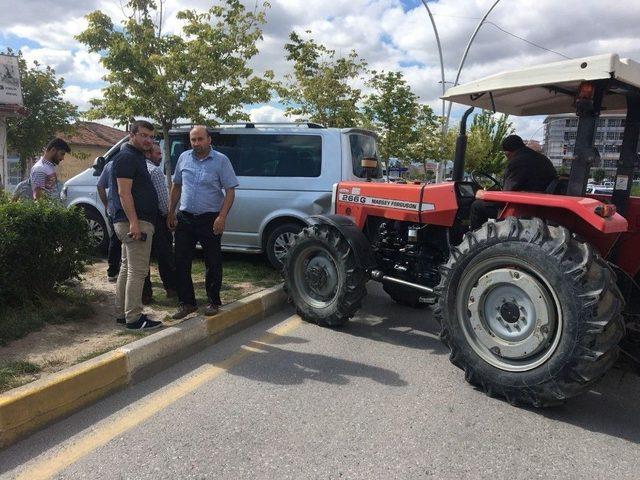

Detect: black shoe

[126,315,162,330]
[204,303,219,316]
[171,304,198,320]
[116,317,125,325]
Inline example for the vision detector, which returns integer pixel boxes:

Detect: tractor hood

[441,53,640,116]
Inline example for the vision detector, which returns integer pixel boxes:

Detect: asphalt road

[2,283,640,479]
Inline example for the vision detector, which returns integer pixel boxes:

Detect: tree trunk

[162,122,172,189]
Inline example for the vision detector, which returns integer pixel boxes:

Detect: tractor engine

[371,220,448,292]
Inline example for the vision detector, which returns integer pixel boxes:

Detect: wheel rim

[457,261,562,372]
[86,219,105,247]
[293,245,341,309]
[273,231,297,263]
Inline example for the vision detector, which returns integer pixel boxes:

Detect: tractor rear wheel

[435,217,624,407]
[284,224,367,327]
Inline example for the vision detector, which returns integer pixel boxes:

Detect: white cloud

[247,105,297,123]
[63,85,103,112]
[5,0,640,140]
[20,47,106,84]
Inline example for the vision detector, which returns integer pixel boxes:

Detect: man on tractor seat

[469,134,557,229]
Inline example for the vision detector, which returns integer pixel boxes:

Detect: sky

[2,0,640,140]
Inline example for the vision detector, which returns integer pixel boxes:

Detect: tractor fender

[477,190,628,234]
[306,214,376,269]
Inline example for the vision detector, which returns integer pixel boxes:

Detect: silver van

[61,123,380,267]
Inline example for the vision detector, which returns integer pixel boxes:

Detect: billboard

[0,54,23,106]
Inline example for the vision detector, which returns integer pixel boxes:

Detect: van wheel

[83,207,109,255]
[266,223,303,269]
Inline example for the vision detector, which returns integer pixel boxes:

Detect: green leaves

[364,71,436,163]
[465,111,514,175]
[279,32,367,128]
[76,0,272,131]
[4,50,78,177]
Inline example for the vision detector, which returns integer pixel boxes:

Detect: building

[524,139,542,152]
[5,121,127,189]
[542,114,632,176]
[56,122,126,182]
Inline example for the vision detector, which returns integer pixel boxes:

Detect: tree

[364,71,437,165]
[4,50,78,177]
[279,31,367,127]
[407,112,447,176]
[76,0,272,178]
[592,168,606,183]
[466,111,514,174]
[444,111,514,176]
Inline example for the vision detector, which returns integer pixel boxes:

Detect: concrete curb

[0,284,287,449]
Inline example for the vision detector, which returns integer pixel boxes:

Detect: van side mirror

[92,156,106,176]
[361,157,378,181]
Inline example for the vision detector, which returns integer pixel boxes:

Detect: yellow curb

[0,284,287,450]
[0,351,128,448]
[206,297,264,336]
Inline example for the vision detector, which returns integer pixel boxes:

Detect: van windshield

[350,134,381,179]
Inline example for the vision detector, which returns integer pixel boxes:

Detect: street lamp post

[420,0,447,182]
[420,0,502,182]
[444,0,502,129]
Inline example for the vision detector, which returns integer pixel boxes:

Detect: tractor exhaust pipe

[370,270,435,294]
[452,106,475,182]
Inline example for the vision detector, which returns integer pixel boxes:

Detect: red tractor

[284,53,640,407]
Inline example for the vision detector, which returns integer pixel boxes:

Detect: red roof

[58,121,127,148]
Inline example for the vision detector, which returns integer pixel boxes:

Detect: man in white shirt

[30,138,70,200]
[142,142,177,303]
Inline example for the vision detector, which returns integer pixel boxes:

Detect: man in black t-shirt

[111,120,162,331]
[469,135,558,229]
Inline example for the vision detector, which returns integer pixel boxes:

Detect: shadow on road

[533,366,640,445]
[228,340,408,387]
[335,283,447,355]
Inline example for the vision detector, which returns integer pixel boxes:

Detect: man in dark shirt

[469,135,558,229]
[110,120,162,330]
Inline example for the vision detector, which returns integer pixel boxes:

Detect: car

[586,184,614,195]
[61,122,380,267]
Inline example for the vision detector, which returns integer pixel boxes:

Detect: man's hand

[213,215,226,236]
[167,212,177,232]
[129,221,142,240]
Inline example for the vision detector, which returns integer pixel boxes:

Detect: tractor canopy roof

[441,53,640,116]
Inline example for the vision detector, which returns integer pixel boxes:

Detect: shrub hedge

[0,193,91,306]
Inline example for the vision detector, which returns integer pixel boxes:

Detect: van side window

[170,136,190,174]
[212,134,321,177]
[350,134,381,178]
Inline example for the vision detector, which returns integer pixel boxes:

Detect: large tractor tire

[435,217,625,407]
[284,224,367,327]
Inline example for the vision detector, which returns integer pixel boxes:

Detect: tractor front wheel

[435,217,624,407]
[284,224,367,327]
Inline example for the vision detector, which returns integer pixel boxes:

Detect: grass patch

[0,287,94,346]
[148,254,281,308]
[116,330,148,338]
[0,360,41,392]
[76,343,127,363]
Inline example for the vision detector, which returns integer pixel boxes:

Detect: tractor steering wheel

[471,171,503,191]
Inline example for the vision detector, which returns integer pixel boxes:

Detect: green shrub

[0,196,92,306]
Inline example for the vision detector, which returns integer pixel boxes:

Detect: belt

[179,211,218,218]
